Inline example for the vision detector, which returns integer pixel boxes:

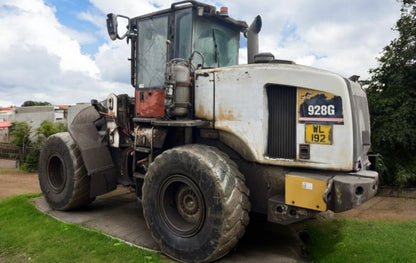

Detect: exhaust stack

[247,15,262,64]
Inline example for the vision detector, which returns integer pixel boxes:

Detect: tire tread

[38,132,92,210]
[143,144,250,262]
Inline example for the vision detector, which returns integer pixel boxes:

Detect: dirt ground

[0,170,40,199]
[330,195,416,221]
[1,168,416,221]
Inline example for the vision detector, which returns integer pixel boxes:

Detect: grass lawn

[0,194,166,263]
[305,218,416,263]
[3,191,416,263]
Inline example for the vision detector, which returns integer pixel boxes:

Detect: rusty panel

[135,89,165,117]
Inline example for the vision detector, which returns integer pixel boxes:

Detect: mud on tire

[38,132,92,210]
[142,144,250,263]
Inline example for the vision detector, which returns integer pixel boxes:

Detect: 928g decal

[298,88,344,124]
[307,104,335,116]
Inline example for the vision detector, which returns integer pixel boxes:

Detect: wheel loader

[38,1,379,262]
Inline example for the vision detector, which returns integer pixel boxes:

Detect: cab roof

[133,0,248,33]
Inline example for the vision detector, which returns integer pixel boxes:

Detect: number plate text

[305,124,332,145]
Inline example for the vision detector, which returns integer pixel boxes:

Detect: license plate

[305,124,332,145]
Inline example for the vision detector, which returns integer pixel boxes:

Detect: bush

[9,120,67,172]
[20,149,39,172]
[36,120,66,142]
[9,121,30,148]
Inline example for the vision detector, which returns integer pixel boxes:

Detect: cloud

[95,42,131,83]
[87,0,167,18]
[0,0,130,107]
[60,26,97,45]
[1,0,100,78]
[0,43,131,105]
[0,0,403,108]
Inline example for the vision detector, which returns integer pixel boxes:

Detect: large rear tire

[142,144,250,263]
[38,132,92,210]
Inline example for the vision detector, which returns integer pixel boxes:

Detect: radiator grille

[267,85,297,159]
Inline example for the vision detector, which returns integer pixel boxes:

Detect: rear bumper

[268,170,378,224]
[326,170,379,212]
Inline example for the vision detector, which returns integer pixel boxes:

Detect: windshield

[194,17,240,67]
[135,10,241,88]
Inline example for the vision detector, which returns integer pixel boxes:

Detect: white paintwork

[107,93,120,148]
[194,71,214,124]
[194,63,355,171]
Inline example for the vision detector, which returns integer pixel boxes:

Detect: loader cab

[107,2,247,89]
[134,4,245,89]
[107,2,247,118]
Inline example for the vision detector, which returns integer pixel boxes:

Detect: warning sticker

[302,182,313,190]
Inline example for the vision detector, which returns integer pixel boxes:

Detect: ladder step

[133,172,145,179]
[135,147,151,153]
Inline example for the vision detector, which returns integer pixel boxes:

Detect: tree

[9,120,66,172]
[21,101,51,107]
[366,0,416,187]
[9,121,31,148]
[21,120,68,172]
[9,121,33,171]
[36,120,66,141]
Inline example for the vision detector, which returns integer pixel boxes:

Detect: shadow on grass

[304,219,346,261]
[225,213,306,261]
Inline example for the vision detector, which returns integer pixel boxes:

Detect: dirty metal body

[193,63,378,221]
[195,64,363,170]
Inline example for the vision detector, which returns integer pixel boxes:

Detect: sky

[0,0,402,107]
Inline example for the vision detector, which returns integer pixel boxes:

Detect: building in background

[0,107,15,143]
[0,105,70,143]
[0,121,12,142]
[0,107,15,122]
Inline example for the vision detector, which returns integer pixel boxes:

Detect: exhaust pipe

[247,15,262,64]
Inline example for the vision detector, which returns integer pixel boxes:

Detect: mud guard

[68,106,118,197]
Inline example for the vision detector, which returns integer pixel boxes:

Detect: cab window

[194,17,239,67]
[137,15,168,88]
[174,9,193,60]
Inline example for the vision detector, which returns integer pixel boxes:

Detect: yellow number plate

[305,124,332,145]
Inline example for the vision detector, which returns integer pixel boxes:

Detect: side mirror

[106,13,131,41]
[106,13,118,41]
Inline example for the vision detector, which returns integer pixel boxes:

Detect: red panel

[135,89,165,117]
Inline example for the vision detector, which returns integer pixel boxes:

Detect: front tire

[38,132,92,210]
[142,144,250,263]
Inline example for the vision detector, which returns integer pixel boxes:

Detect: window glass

[137,16,168,88]
[194,18,239,67]
[174,9,192,59]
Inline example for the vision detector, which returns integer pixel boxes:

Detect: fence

[0,143,21,159]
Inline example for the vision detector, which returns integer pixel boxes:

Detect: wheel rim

[159,175,205,237]
[47,155,67,193]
